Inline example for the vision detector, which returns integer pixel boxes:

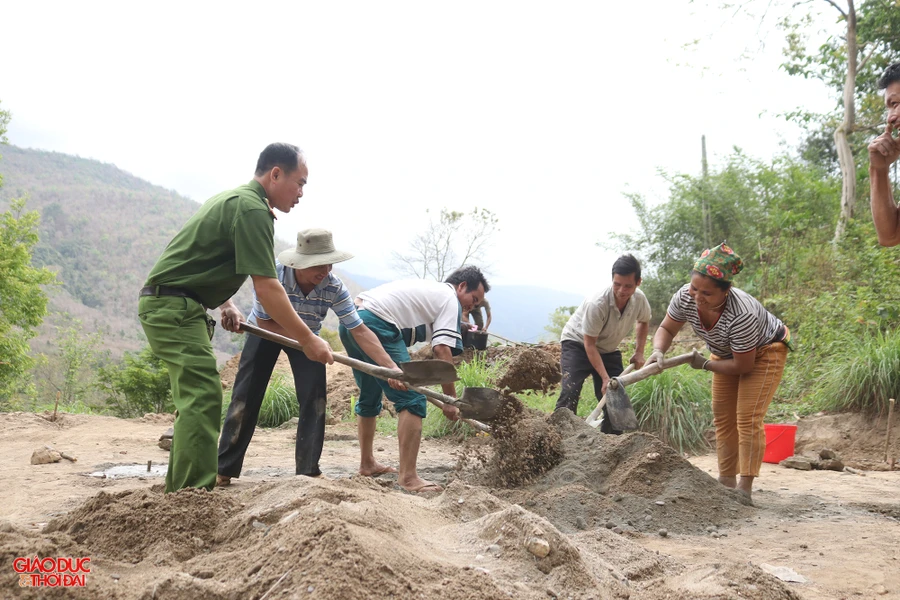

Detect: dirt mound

[495,348,561,393]
[795,412,900,468]
[465,409,752,536]
[45,487,238,564]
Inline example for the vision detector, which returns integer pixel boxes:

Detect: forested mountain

[0,145,300,361]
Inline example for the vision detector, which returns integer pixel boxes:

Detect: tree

[779,0,900,242]
[392,207,499,280]
[545,306,577,339]
[0,199,58,402]
[97,346,172,417]
[37,316,107,407]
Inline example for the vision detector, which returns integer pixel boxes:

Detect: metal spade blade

[397,360,459,386]
[455,387,505,421]
[605,380,639,431]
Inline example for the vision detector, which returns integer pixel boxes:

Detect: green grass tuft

[812,329,900,415]
[628,368,712,454]
[221,373,298,428]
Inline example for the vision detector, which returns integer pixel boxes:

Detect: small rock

[575,516,587,530]
[158,438,172,451]
[526,537,551,558]
[0,521,14,533]
[308,585,315,593]
[280,511,300,525]
[487,544,501,555]
[376,447,385,452]
[612,494,623,502]
[711,532,720,539]
[780,456,813,471]
[111,574,121,581]
[251,520,267,530]
[872,584,889,595]
[612,527,623,534]
[706,525,718,533]
[818,448,837,460]
[30,448,62,465]
[817,458,845,471]
[474,567,490,574]
[655,501,665,506]
[475,554,484,561]
[193,570,214,579]
[647,452,660,460]
[658,529,668,537]
[644,515,652,522]
[605,521,615,529]
[546,588,559,598]
[458,498,465,504]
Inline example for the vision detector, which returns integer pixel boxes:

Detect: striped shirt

[249,261,363,334]
[667,284,783,358]
[356,279,464,355]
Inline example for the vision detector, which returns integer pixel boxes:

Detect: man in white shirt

[339,266,489,493]
[555,255,651,434]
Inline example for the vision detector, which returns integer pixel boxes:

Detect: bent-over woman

[647,243,790,502]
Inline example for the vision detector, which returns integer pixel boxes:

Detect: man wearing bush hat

[217,229,406,484]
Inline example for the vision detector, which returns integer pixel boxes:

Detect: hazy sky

[1,1,836,296]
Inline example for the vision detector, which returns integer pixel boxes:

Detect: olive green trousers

[139,295,221,492]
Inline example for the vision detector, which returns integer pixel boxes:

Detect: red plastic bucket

[762,423,797,464]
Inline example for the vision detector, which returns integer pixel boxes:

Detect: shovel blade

[398,360,459,386]
[605,381,639,431]
[456,387,504,421]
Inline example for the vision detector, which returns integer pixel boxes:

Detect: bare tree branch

[821,0,847,19]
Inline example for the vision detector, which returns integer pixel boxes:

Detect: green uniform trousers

[138,295,221,492]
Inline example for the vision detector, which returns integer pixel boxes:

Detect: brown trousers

[711,342,788,477]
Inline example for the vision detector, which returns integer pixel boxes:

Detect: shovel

[599,350,703,432]
[239,323,500,431]
[240,323,458,386]
[585,363,635,428]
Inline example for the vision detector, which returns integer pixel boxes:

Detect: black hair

[445,265,491,293]
[877,63,900,91]
[693,270,733,291]
[611,254,641,280]
[255,143,303,176]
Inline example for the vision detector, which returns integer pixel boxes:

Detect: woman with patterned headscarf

[646,243,791,503]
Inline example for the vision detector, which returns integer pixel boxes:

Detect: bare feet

[399,476,442,494]
[718,475,737,488]
[216,474,231,487]
[358,463,398,477]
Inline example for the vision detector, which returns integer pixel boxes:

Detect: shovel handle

[609,350,702,389]
[240,323,405,381]
[240,323,491,433]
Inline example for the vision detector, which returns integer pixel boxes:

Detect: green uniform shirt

[144,180,278,308]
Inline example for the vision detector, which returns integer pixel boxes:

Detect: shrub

[812,328,900,415]
[221,373,298,427]
[628,368,713,454]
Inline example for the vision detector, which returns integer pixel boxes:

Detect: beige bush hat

[277,229,354,269]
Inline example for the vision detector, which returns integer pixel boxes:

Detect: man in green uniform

[139,143,333,493]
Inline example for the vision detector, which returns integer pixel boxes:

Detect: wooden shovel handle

[240,323,491,433]
[610,350,702,389]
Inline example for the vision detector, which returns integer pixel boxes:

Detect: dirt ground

[3,351,900,599]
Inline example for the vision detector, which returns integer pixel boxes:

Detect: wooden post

[885,398,895,464]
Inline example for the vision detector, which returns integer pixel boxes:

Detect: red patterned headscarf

[693,243,743,282]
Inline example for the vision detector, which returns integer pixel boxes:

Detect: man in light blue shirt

[217,229,403,483]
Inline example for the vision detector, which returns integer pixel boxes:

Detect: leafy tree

[545,305,577,339]
[37,316,108,407]
[0,100,58,402]
[97,346,172,416]
[392,207,499,280]
[779,0,900,241]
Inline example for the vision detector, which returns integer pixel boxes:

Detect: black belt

[140,285,205,308]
